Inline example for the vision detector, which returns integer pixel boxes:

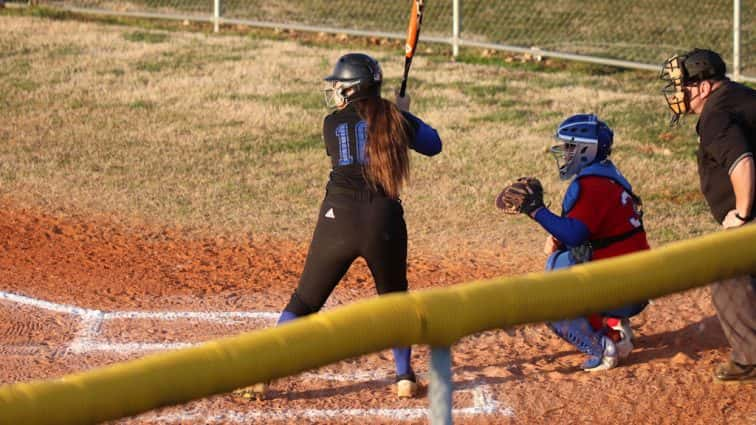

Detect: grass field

[0,8,723,256]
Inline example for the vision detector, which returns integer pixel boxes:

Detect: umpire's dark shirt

[695,81,756,223]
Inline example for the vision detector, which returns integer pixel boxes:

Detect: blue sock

[277,310,298,325]
[392,347,413,379]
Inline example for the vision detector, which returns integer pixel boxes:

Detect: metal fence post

[452,0,460,58]
[213,0,221,33]
[733,0,741,81]
[429,346,453,425]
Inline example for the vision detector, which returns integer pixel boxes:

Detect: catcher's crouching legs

[549,318,618,372]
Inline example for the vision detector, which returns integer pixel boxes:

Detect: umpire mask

[660,54,688,125]
[660,49,727,125]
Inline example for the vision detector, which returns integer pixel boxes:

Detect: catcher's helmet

[659,48,726,124]
[323,53,382,108]
[551,114,613,180]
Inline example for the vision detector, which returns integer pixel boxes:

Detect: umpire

[660,48,755,382]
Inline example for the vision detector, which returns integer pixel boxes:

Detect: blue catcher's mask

[550,114,613,180]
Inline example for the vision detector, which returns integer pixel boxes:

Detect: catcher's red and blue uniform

[559,164,648,260]
[536,160,649,369]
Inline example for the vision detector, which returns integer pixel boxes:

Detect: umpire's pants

[710,274,756,365]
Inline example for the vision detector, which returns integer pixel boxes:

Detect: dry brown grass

[0,14,718,259]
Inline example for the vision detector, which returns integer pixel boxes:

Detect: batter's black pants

[284,188,408,316]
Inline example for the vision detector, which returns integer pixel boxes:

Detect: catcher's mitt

[496,177,545,215]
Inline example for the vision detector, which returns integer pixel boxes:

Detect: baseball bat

[399,0,425,97]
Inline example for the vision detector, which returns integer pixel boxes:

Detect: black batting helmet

[323,53,382,108]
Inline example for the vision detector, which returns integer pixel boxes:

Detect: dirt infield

[1,202,754,424]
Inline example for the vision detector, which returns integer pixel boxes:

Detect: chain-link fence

[19,0,756,81]
[743,1,755,78]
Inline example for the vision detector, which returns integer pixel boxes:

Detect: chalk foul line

[1,290,515,420]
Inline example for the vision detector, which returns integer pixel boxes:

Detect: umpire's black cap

[682,48,727,83]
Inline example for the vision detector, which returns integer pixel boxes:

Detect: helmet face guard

[550,137,599,180]
[660,54,689,125]
[322,53,382,109]
[323,80,360,109]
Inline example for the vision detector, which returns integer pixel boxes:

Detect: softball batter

[277,52,441,398]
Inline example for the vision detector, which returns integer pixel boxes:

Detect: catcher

[496,114,649,371]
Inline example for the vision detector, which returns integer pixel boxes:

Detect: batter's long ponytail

[355,97,412,199]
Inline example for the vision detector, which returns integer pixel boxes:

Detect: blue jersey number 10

[335,121,368,166]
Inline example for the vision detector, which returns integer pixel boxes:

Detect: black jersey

[322,105,420,192]
[695,81,756,223]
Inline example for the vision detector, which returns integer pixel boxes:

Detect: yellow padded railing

[1,225,755,425]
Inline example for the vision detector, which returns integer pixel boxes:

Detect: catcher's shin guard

[582,337,618,372]
[549,318,605,358]
[549,319,619,371]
